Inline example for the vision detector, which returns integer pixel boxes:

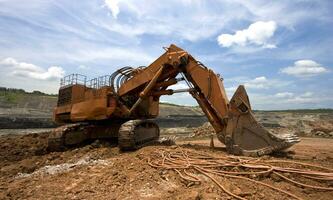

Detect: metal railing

[98,75,111,88]
[60,73,111,89]
[60,74,87,87]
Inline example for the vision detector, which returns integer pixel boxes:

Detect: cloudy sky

[0,0,332,109]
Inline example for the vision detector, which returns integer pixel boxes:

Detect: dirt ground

[0,131,332,200]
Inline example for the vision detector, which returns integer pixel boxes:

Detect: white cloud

[300,91,313,98]
[224,76,293,102]
[275,92,294,98]
[160,82,195,106]
[217,21,277,48]
[243,76,289,90]
[248,91,333,110]
[232,1,331,29]
[73,47,154,65]
[244,76,269,89]
[0,0,331,106]
[224,76,292,101]
[221,88,332,110]
[286,92,314,103]
[98,1,330,43]
[96,0,249,42]
[160,92,197,106]
[270,91,321,105]
[280,60,329,78]
[0,57,65,81]
[168,82,189,90]
[78,65,90,70]
[104,0,120,18]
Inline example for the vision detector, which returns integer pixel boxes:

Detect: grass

[0,88,57,104]
[0,92,24,104]
[160,102,185,107]
[160,102,200,108]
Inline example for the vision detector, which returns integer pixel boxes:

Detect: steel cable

[147,147,333,200]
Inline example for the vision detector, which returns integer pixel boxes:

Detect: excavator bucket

[222,85,300,156]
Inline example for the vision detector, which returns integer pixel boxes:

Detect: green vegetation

[0,87,57,96]
[0,87,57,104]
[1,92,23,104]
[160,102,184,107]
[160,102,200,108]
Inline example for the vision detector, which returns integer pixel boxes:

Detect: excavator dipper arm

[118,44,300,156]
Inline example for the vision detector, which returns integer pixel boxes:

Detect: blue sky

[0,0,332,109]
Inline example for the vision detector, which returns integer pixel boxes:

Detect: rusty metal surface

[47,123,88,151]
[219,85,300,156]
[47,122,122,151]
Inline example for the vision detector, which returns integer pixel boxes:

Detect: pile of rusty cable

[147,147,333,200]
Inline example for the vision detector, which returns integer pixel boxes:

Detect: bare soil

[0,131,332,200]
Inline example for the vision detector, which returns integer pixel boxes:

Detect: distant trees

[0,87,26,94]
[0,87,57,96]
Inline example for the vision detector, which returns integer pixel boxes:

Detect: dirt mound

[0,132,49,168]
[257,111,333,138]
[0,131,332,200]
[192,122,215,137]
[0,132,117,178]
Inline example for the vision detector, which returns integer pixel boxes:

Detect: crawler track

[118,120,160,150]
[48,120,159,151]
[47,123,89,151]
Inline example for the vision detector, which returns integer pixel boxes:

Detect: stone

[187,182,195,187]
[185,191,201,200]
[91,140,101,148]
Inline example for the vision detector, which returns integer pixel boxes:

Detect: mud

[0,131,332,200]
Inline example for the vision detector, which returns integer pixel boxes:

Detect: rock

[187,182,195,187]
[91,140,101,148]
[167,188,175,193]
[207,185,214,193]
[315,131,326,136]
[158,137,176,146]
[271,173,282,182]
[232,186,242,196]
[302,188,312,194]
[185,191,201,200]
[159,170,168,175]
[200,192,220,199]
[192,122,215,137]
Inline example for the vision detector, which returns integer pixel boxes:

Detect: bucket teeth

[219,85,300,157]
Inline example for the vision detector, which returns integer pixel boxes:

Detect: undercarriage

[47,120,160,151]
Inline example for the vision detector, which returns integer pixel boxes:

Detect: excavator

[49,44,299,156]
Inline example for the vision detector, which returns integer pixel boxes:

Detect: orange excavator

[49,44,299,156]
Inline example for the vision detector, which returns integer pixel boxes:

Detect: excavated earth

[0,130,332,200]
